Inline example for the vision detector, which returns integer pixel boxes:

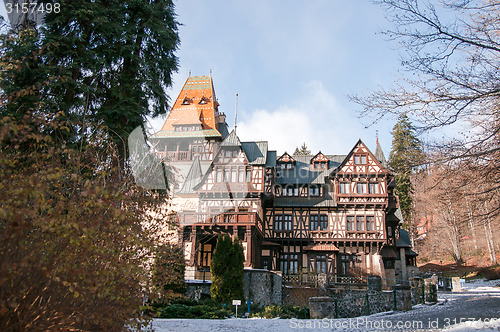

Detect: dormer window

[181,97,192,105]
[313,161,328,169]
[310,152,329,169]
[199,96,210,104]
[277,152,296,170]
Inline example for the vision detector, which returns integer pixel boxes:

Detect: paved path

[369,289,500,331]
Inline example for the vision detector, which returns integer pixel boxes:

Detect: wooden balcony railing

[179,212,263,231]
[166,151,191,161]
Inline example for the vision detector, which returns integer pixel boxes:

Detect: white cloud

[238,80,368,155]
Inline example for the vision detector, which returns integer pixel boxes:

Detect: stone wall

[243,269,282,306]
[185,269,282,306]
[309,287,413,319]
[283,286,322,306]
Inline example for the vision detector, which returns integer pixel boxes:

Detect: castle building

[150,75,415,284]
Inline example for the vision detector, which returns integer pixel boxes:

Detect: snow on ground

[147,279,500,332]
[461,278,500,291]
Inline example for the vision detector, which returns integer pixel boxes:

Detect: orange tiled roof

[160,76,220,133]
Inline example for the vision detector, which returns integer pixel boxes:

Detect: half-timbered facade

[152,75,415,283]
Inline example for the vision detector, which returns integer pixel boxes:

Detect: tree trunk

[447,200,462,264]
[465,197,478,250]
[482,202,497,266]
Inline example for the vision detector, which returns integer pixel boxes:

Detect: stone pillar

[452,277,462,292]
[409,277,423,305]
[368,275,382,292]
[394,284,412,311]
[400,247,407,283]
[245,226,252,267]
[424,278,438,303]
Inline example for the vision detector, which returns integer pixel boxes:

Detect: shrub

[157,303,232,319]
[251,305,310,319]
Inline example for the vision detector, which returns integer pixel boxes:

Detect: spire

[375,138,388,168]
[234,93,238,134]
[152,75,222,139]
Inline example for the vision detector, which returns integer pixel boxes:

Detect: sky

[159,0,402,156]
[0,0,405,157]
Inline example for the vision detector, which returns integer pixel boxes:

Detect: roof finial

[234,93,238,134]
[210,69,212,76]
[188,70,191,77]
[376,130,379,144]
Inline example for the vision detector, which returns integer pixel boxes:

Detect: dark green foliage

[388,114,424,173]
[158,304,231,319]
[3,0,180,161]
[0,29,44,121]
[389,113,424,229]
[152,301,309,319]
[155,299,232,319]
[210,235,245,304]
[151,243,186,301]
[250,305,310,319]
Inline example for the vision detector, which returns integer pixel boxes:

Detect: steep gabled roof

[277,152,295,163]
[176,156,203,195]
[220,129,241,147]
[151,75,224,139]
[241,141,268,165]
[331,139,388,176]
[310,151,329,163]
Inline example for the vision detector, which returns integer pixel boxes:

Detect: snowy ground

[147,279,500,332]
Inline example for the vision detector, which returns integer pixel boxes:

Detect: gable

[336,140,388,175]
[277,152,295,163]
[310,152,329,163]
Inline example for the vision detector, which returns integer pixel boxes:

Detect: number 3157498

[6,2,61,14]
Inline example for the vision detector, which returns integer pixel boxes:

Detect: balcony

[166,151,191,161]
[179,212,263,231]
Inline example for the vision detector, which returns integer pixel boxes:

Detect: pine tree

[210,235,244,304]
[39,0,179,162]
[294,142,311,156]
[389,113,424,240]
[0,28,44,120]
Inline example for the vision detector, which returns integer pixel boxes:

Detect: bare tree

[351,2,500,265]
[352,0,500,178]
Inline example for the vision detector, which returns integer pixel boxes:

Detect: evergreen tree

[0,28,44,121]
[3,0,180,163]
[0,2,180,329]
[389,113,424,237]
[293,142,311,156]
[210,235,244,304]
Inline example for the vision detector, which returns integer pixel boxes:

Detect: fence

[282,273,411,290]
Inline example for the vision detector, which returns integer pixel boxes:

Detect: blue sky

[161,0,403,156]
[1,1,404,156]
